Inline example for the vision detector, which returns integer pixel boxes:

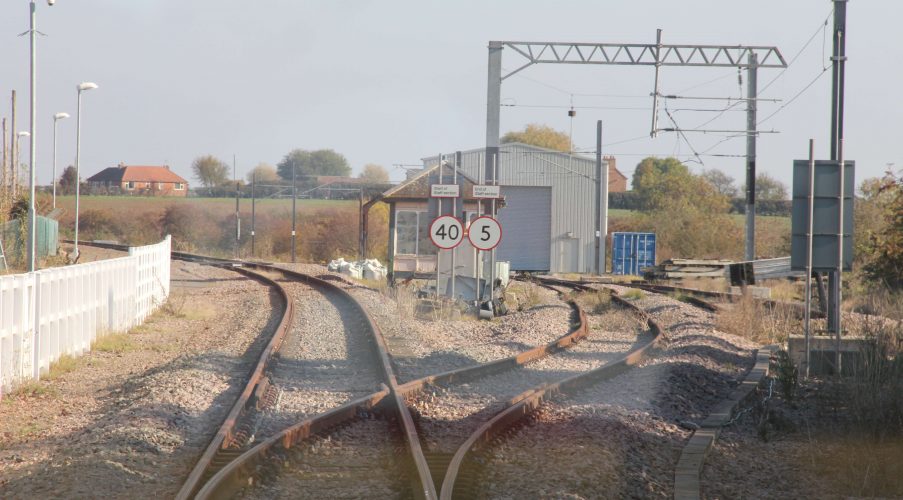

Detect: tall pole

[650,29,663,137]
[52,117,58,209]
[251,173,256,258]
[485,42,502,187]
[805,139,815,378]
[358,188,364,261]
[235,181,240,259]
[74,90,83,261]
[828,0,847,333]
[27,0,38,271]
[595,120,608,275]
[744,53,758,262]
[291,162,297,263]
[11,91,17,197]
[1,117,6,200]
[836,138,845,375]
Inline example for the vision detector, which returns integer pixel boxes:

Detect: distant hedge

[608,191,643,210]
[608,191,790,216]
[729,198,791,216]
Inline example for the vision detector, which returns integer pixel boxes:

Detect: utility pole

[745,53,758,262]
[1,117,6,203]
[235,181,240,259]
[27,0,38,272]
[595,120,607,274]
[291,162,297,263]
[358,188,364,261]
[10,91,17,198]
[827,0,847,336]
[251,173,256,258]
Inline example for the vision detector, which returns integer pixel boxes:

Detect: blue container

[611,232,656,275]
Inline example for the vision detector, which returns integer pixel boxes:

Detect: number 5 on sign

[467,216,502,251]
[429,215,464,249]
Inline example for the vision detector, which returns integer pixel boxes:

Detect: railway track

[430,277,670,499]
[74,243,434,498]
[74,242,763,498]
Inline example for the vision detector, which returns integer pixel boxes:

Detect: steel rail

[197,283,591,498]
[439,277,667,499]
[72,242,437,498]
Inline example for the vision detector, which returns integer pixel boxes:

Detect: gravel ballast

[0,260,281,497]
[475,285,760,499]
[250,278,386,440]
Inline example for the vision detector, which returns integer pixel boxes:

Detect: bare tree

[191,155,229,189]
[702,168,738,198]
[358,163,389,183]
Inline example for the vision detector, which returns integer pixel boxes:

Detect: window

[395,210,437,256]
[126,181,134,190]
[174,183,184,190]
[157,182,163,190]
[396,211,418,255]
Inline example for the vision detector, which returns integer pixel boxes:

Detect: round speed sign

[467,216,502,250]
[429,215,464,249]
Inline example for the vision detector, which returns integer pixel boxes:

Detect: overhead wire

[759,6,834,95]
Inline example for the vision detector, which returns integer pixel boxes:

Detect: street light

[24,0,56,271]
[73,82,98,262]
[52,112,69,209]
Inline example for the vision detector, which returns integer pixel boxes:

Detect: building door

[560,238,580,273]
[496,186,552,272]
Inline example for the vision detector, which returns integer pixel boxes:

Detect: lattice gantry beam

[498,41,786,80]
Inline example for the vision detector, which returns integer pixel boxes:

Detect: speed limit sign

[467,216,502,250]
[429,215,464,249]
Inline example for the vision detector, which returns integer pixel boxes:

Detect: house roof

[87,164,188,184]
[382,163,480,200]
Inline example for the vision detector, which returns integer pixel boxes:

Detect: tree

[58,165,79,195]
[192,155,230,188]
[631,157,691,210]
[246,162,280,184]
[501,123,571,152]
[276,149,351,180]
[358,164,389,183]
[861,170,903,289]
[702,168,738,198]
[743,172,788,201]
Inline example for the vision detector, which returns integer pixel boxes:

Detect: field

[47,195,386,263]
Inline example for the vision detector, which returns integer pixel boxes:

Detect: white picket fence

[0,236,171,396]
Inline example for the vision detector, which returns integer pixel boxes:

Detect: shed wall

[426,145,598,273]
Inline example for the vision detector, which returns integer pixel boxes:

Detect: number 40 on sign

[430,215,502,251]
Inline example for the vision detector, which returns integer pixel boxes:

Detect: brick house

[87,164,189,197]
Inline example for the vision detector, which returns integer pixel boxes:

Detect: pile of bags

[327,258,387,281]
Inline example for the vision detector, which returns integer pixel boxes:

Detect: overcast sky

[1,1,899,190]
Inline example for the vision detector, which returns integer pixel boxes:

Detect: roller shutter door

[496,186,551,271]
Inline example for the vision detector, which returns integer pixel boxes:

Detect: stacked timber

[643,258,732,280]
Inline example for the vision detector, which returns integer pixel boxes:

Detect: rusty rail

[439,277,667,499]
[174,265,295,500]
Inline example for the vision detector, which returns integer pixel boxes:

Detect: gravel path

[0,260,280,498]
[475,286,760,499]
[237,415,411,499]
[250,277,385,440]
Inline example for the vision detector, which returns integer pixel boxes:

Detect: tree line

[190,149,390,197]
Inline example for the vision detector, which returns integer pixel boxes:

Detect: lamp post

[52,112,69,209]
[74,82,98,262]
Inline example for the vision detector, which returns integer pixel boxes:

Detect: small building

[382,143,627,288]
[87,164,189,197]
